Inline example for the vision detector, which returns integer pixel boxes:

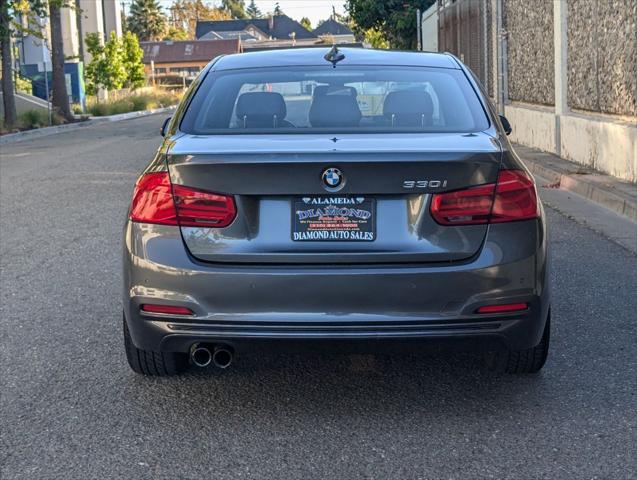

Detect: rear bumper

[123,218,549,353]
[138,314,543,355]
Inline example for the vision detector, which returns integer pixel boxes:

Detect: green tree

[128,0,166,41]
[221,0,247,19]
[300,16,311,31]
[85,32,127,95]
[363,27,388,49]
[346,0,434,50]
[121,31,145,89]
[0,0,47,128]
[246,0,261,18]
[164,26,189,40]
[273,2,283,15]
[169,0,230,38]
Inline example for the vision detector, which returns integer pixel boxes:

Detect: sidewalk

[0,106,175,146]
[514,143,637,222]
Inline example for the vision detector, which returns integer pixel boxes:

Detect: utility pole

[40,17,52,126]
[496,0,505,114]
[416,8,422,51]
[75,0,86,113]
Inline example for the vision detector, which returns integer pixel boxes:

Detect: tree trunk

[48,2,73,121]
[1,9,17,128]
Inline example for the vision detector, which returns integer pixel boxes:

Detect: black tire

[123,315,186,376]
[486,313,550,374]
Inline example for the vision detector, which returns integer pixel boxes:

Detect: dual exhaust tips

[190,344,234,369]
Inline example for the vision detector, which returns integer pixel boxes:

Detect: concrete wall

[497,0,637,183]
[504,0,555,105]
[505,103,557,154]
[421,3,438,52]
[0,92,50,118]
[102,0,123,37]
[560,114,637,181]
[567,0,637,116]
[506,102,637,183]
[61,7,79,60]
[79,0,105,63]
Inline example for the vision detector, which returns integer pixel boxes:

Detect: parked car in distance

[123,47,550,375]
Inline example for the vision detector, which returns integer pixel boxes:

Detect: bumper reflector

[476,303,529,314]
[140,304,194,316]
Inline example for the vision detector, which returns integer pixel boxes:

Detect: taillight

[430,169,538,225]
[129,172,178,225]
[129,172,236,228]
[172,184,236,228]
[430,183,495,225]
[489,170,538,223]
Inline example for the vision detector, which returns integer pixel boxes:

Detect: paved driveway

[1,115,635,479]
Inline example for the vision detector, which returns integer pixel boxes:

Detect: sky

[157,0,347,27]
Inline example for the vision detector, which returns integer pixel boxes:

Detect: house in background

[195,15,317,45]
[312,19,356,44]
[140,39,241,82]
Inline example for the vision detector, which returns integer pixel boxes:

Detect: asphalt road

[1,115,636,479]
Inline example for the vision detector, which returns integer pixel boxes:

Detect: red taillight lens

[140,304,194,315]
[430,170,538,225]
[129,172,178,225]
[129,172,236,228]
[430,183,495,225]
[490,170,539,223]
[476,303,529,314]
[172,184,236,228]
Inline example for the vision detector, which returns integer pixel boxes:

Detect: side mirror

[161,116,171,137]
[499,114,512,136]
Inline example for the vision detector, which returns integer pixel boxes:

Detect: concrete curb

[0,106,175,146]
[515,144,637,221]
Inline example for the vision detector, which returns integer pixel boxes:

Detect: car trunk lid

[167,132,501,264]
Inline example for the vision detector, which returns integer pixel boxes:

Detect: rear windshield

[180,65,489,134]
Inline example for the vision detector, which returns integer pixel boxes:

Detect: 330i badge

[293,196,375,241]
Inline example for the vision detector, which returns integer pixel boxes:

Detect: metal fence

[438,0,491,96]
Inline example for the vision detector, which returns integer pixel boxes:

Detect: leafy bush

[85,31,146,95]
[16,76,33,95]
[1,109,64,133]
[17,109,63,129]
[87,90,181,117]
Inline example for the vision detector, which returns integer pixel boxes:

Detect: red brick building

[140,39,241,81]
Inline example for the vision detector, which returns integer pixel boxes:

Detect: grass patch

[87,90,181,117]
[1,109,64,134]
[18,109,63,129]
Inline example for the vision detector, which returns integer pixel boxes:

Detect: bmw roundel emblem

[321,167,345,191]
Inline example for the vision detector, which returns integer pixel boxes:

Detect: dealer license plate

[292,196,376,242]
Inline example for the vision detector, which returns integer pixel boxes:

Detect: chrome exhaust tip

[190,345,212,368]
[212,346,233,369]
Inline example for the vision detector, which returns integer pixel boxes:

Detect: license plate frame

[292,196,376,242]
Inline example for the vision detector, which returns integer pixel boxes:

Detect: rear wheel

[485,313,550,374]
[123,315,187,376]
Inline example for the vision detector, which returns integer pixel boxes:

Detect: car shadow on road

[125,352,552,423]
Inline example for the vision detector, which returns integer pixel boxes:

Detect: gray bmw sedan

[123,47,550,375]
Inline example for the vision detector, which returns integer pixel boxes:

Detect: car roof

[211,47,460,71]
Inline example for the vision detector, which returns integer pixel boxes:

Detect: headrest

[313,85,357,98]
[236,92,287,127]
[383,90,434,127]
[309,94,362,127]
